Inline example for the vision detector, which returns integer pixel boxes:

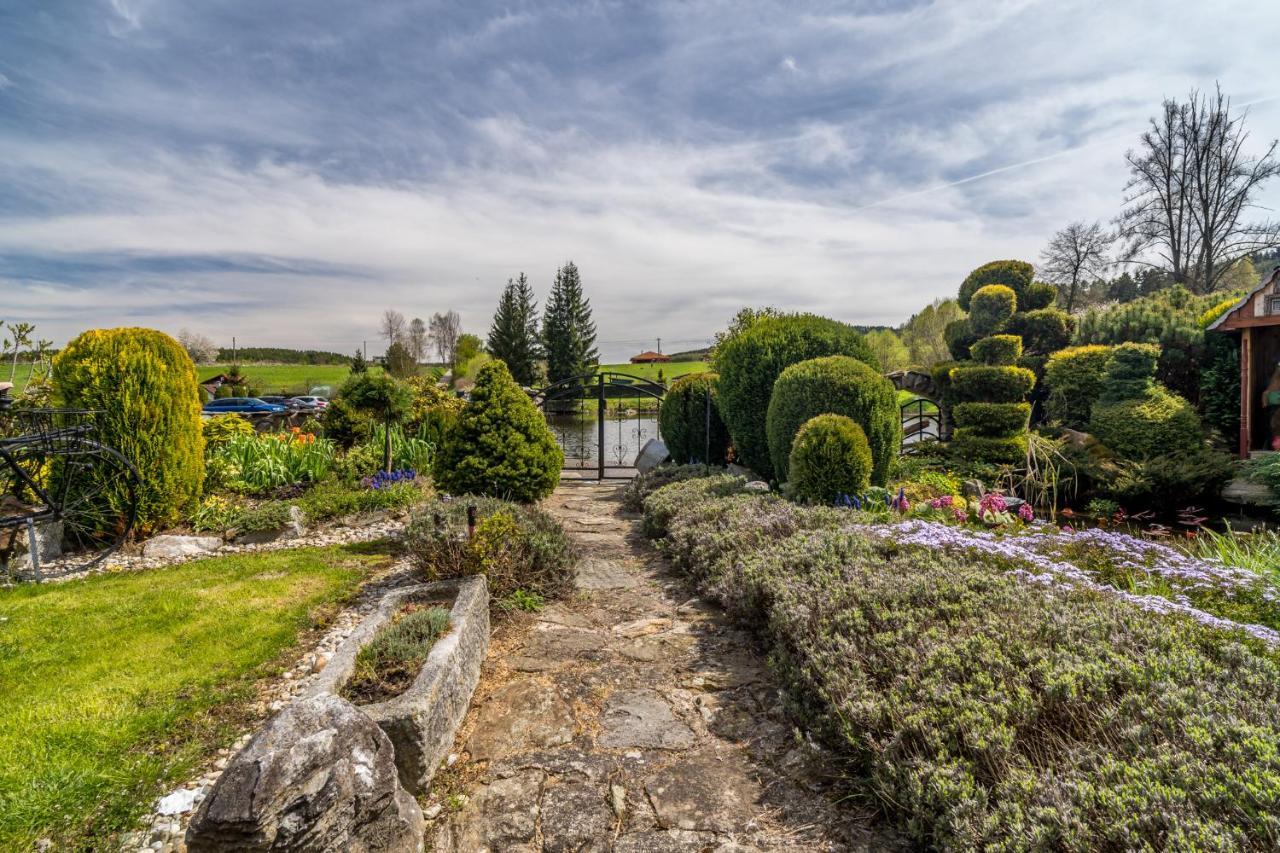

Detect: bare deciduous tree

[1118,85,1280,293]
[1039,221,1113,312]
[408,317,428,363]
[379,309,407,346]
[429,310,461,368]
[177,328,220,364]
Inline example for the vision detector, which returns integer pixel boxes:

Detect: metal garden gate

[531,372,665,479]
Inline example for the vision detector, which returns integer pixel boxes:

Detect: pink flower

[952,506,967,522]
[979,493,1007,515]
[1018,502,1034,522]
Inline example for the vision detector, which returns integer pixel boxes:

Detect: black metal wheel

[49,438,140,573]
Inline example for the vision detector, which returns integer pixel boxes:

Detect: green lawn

[0,543,390,849]
[199,363,353,395]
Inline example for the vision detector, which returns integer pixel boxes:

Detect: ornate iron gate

[532,372,665,479]
[900,397,943,453]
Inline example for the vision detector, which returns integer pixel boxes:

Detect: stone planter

[306,576,489,793]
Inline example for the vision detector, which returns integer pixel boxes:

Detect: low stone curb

[306,575,490,794]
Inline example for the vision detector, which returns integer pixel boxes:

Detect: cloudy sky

[3,0,1279,361]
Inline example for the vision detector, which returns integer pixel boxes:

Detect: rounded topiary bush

[1044,345,1114,429]
[1102,342,1161,400]
[659,372,731,465]
[958,260,1034,311]
[765,355,900,486]
[433,360,563,502]
[944,317,977,361]
[788,414,872,504]
[968,285,1017,336]
[1090,391,1203,458]
[1021,282,1058,311]
[713,313,877,480]
[1006,307,1073,355]
[969,334,1022,366]
[52,327,204,533]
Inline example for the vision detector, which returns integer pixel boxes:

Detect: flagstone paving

[429,481,898,852]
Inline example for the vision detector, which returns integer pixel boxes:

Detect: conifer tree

[541,261,598,384]
[487,273,543,386]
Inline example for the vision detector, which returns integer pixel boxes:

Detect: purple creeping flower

[856,519,1280,647]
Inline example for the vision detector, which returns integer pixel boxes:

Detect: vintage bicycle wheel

[47,438,140,572]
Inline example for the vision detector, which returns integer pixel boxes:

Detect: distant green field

[595,361,709,383]
[198,363,353,395]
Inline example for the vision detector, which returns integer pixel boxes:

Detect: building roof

[629,350,671,363]
[1208,267,1280,331]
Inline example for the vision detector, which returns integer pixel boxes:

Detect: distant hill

[216,347,350,365]
[667,348,710,362]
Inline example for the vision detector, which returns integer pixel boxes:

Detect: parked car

[202,397,287,415]
[289,395,329,411]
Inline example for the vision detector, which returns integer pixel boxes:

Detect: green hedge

[958,259,1034,311]
[646,493,1280,849]
[968,285,1017,337]
[947,365,1036,403]
[433,361,562,502]
[949,430,1029,464]
[968,334,1022,366]
[952,401,1030,434]
[712,314,877,480]
[764,355,900,486]
[788,414,872,504]
[1043,344,1114,429]
[658,372,731,465]
[52,328,204,533]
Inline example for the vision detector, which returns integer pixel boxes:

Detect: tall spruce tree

[541,261,598,384]
[487,272,543,386]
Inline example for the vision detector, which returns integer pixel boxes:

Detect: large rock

[185,694,424,852]
[142,534,222,559]
[633,439,669,473]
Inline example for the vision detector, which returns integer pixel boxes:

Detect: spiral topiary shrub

[952,402,1031,434]
[765,355,900,486]
[968,285,1017,336]
[947,365,1036,402]
[433,360,563,502]
[713,313,877,480]
[658,372,731,465]
[52,327,205,533]
[958,259,1034,311]
[1043,345,1115,429]
[788,415,872,504]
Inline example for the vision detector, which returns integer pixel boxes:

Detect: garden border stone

[305,575,490,793]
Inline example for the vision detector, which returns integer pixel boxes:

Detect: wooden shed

[1207,267,1280,457]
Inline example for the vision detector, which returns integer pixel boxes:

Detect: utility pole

[657,337,661,354]
[232,336,236,364]
[362,340,367,361]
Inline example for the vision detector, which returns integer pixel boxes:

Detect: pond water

[546,413,659,469]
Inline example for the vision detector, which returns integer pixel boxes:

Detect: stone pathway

[429,482,895,852]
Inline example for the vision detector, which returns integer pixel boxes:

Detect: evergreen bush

[788,415,872,504]
[947,365,1036,402]
[433,360,562,502]
[658,372,731,465]
[952,401,1031,434]
[957,259,1034,311]
[1006,307,1072,354]
[968,334,1022,366]
[1201,331,1241,440]
[52,327,204,533]
[968,285,1017,336]
[712,313,877,480]
[764,355,900,485]
[1021,282,1058,310]
[943,318,976,361]
[1043,344,1114,429]
[1089,343,1203,459]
